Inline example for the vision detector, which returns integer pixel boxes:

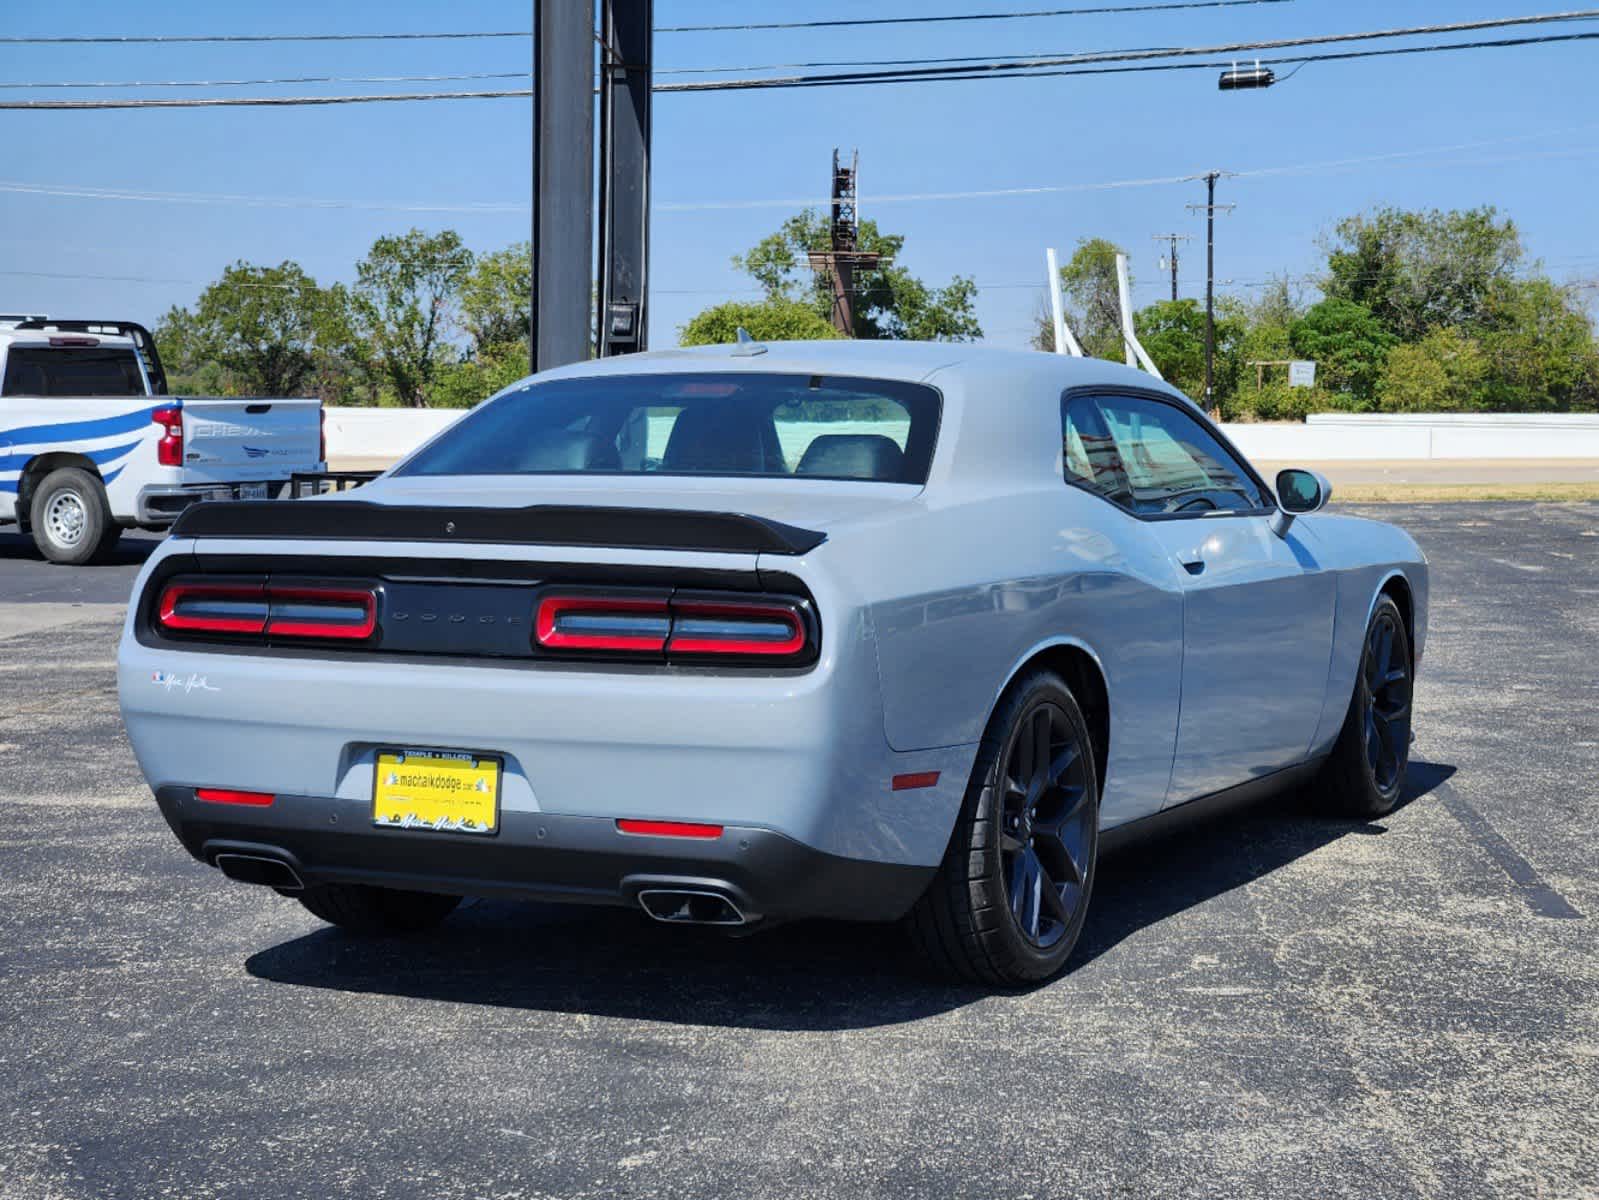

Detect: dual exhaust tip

[213,852,303,891]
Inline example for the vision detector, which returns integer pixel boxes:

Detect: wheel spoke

[1032,708,1052,783]
[1048,741,1079,785]
[999,830,1026,855]
[1039,870,1071,926]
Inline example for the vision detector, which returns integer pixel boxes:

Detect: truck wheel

[29,468,120,565]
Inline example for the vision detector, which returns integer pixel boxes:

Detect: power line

[0,71,529,92]
[656,11,1599,92]
[7,125,1599,214]
[0,1,1294,45]
[3,19,1596,110]
[656,0,1294,33]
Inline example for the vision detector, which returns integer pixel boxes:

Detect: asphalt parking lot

[2,504,1595,1200]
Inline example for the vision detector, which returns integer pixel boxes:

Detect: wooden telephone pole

[1151,233,1192,302]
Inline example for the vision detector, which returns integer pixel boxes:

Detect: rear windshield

[1,347,145,397]
[397,372,942,484]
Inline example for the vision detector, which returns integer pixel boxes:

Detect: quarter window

[1062,393,1264,516]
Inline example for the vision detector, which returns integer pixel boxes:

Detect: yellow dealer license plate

[372,749,501,836]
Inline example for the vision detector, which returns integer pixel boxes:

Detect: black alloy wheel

[999,702,1095,950]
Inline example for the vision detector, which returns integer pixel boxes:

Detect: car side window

[1061,396,1135,509]
[1090,395,1264,516]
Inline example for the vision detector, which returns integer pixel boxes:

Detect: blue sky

[2,1,1596,348]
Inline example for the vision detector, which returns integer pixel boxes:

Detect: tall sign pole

[597,0,653,357]
[531,0,596,373]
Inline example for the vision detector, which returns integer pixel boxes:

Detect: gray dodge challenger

[118,341,1427,985]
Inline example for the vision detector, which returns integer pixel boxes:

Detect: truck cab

[0,317,325,564]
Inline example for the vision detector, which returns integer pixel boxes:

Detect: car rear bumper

[156,786,935,923]
[135,482,288,525]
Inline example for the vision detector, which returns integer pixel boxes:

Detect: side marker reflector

[891,772,941,791]
[616,819,725,839]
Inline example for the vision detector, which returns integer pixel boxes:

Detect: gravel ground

[0,503,1595,1200]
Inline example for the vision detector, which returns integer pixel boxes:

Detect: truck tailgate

[181,398,321,480]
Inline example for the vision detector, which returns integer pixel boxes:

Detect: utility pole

[1151,233,1191,302]
[806,150,881,338]
[1187,172,1235,418]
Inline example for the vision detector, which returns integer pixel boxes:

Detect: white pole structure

[1045,247,1084,357]
[1115,252,1164,379]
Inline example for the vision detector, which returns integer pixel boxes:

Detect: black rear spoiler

[13,318,169,395]
[169,500,827,556]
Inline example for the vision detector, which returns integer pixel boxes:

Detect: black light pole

[1204,171,1217,415]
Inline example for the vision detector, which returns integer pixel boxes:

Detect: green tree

[460,242,531,355]
[1476,278,1599,411]
[1323,206,1524,342]
[350,228,474,407]
[678,298,842,346]
[1031,238,1127,361]
[429,342,534,409]
[1132,300,1207,397]
[1379,326,1489,412]
[721,209,980,341]
[154,261,333,397]
[1290,299,1397,409]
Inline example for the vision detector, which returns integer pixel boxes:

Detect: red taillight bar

[156,579,376,642]
[196,787,275,807]
[533,590,812,661]
[158,581,268,634]
[616,819,724,839]
[534,593,671,653]
[667,598,807,657]
[264,586,376,641]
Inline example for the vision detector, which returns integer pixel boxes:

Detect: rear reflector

[156,578,376,643]
[891,772,941,791]
[616,819,725,839]
[196,787,275,807]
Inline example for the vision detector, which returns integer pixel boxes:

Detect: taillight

[155,578,376,643]
[667,597,807,658]
[318,406,327,465]
[533,589,814,663]
[534,592,670,652]
[152,405,183,467]
[158,581,267,635]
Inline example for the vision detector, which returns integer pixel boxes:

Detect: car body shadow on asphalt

[244,761,1457,1031]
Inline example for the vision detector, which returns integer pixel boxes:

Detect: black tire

[908,670,1100,986]
[28,467,120,565]
[297,883,461,935]
[1314,594,1414,818]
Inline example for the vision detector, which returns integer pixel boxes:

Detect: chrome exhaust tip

[637,888,746,926]
[213,852,304,892]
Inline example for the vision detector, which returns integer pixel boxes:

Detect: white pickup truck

[0,317,325,563]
